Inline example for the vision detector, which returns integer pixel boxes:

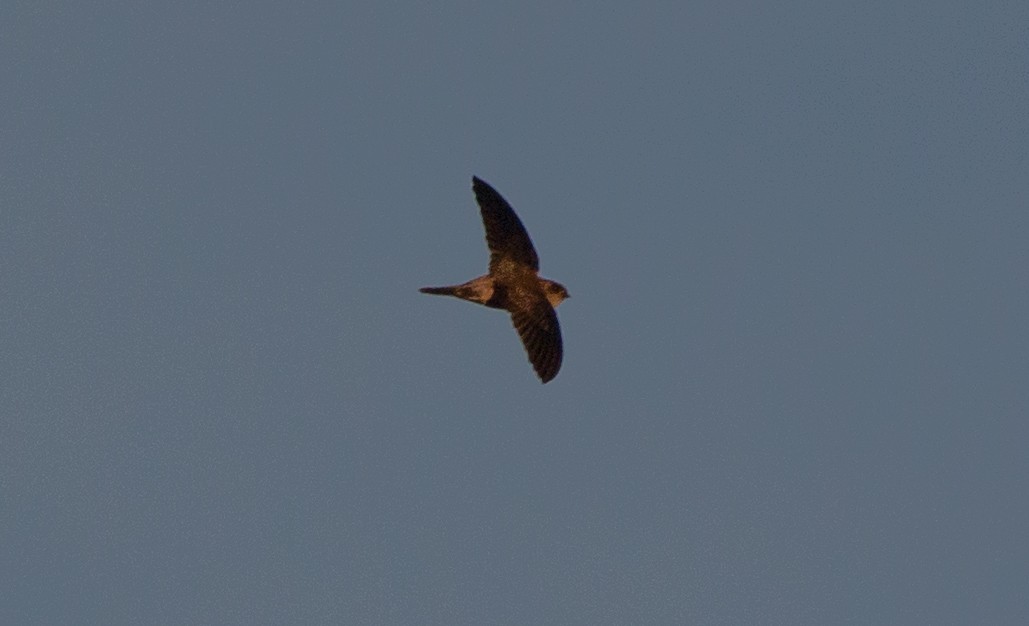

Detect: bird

[420,176,569,383]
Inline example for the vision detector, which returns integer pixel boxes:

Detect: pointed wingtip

[473,176,497,193]
[537,361,560,384]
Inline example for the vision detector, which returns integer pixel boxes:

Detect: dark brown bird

[420,176,569,383]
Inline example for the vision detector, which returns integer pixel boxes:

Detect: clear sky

[3,2,1027,624]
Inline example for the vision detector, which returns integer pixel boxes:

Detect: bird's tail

[419,286,458,297]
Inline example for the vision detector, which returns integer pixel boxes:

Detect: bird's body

[420,177,569,383]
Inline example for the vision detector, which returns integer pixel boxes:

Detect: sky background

[3,2,1028,624]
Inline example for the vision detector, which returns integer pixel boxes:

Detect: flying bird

[420,177,569,383]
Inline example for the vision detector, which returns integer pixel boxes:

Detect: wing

[473,176,540,273]
[510,295,563,383]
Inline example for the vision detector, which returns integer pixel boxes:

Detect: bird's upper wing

[473,176,540,273]
[509,295,563,383]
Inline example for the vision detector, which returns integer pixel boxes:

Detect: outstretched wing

[510,295,563,383]
[473,176,539,273]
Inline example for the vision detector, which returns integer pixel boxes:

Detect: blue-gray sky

[3,2,1027,624]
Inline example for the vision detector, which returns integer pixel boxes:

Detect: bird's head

[542,280,570,308]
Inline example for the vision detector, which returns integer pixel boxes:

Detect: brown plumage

[420,177,569,383]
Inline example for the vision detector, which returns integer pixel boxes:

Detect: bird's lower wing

[510,298,563,383]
